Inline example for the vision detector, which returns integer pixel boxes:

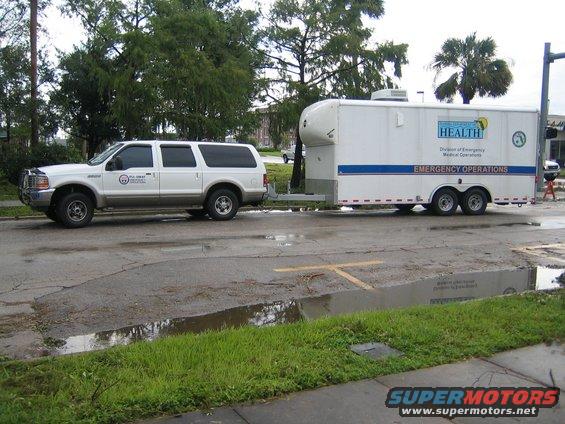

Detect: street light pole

[537,42,565,196]
[416,91,424,103]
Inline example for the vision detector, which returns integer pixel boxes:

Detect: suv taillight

[263,174,269,186]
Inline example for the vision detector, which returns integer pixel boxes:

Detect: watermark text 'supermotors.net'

[385,387,559,418]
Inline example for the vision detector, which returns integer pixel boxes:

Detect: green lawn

[0,205,40,217]
[258,147,281,157]
[1,290,563,423]
[266,162,293,193]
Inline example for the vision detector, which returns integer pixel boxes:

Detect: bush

[0,143,84,185]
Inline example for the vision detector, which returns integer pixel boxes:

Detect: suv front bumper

[18,170,54,211]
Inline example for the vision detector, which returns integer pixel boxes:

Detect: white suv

[19,141,267,227]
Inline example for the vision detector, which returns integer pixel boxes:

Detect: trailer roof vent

[370,89,408,102]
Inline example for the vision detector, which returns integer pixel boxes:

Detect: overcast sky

[44,0,565,114]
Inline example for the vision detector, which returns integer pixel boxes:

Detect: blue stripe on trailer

[337,165,536,176]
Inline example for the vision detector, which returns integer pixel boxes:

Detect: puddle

[53,266,564,355]
[429,219,565,231]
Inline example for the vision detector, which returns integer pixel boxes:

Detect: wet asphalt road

[1,203,564,358]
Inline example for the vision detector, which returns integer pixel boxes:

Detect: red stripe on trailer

[513,197,518,200]
[396,199,402,202]
[494,198,500,201]
[407,198,414,202]
[352,199,359,203]
[386,199,392,202]
[522,197,527,200]
[375,199,381,202]
[364,199,371,203]
[503,197,509,200]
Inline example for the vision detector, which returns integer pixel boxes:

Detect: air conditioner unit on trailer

[370,89,408,102]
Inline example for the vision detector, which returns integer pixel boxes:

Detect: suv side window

[117,146,153,169]
[161,146,197,168]
[198,145,257,168]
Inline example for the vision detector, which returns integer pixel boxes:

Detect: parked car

[544,159,561,181]
[281,144,306,163]
[19,141,268,228]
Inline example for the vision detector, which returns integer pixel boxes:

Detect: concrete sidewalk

[146,343,563,424]
[0,200,23,207]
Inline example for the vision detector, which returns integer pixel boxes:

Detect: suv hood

[38,163,93,175]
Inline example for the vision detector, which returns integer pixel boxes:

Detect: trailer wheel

[432,188,458,216]
[283,154,289,163]
[461,188,487,215]
[207,189,239,221]
[395,204,415,212]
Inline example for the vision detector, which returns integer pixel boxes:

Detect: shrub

[0,143,84,185]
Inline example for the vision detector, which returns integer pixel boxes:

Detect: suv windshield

[87,143,123,166]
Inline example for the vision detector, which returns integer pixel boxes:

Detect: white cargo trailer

[297,99,538,215]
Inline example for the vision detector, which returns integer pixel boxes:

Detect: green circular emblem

[512,131,526,148]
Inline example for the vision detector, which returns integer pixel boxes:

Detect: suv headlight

[33,175,50,190]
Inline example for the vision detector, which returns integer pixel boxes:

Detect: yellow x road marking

[274,260,381,290]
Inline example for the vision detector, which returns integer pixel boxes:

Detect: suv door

[103,144,159,206]
[158,144,203,205]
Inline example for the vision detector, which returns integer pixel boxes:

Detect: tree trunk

[290,125,303,188]
[30,0,39,146]
[6,111,11,143]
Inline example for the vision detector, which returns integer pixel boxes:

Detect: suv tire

[45,207,60,223]
[56,192,94,228]
[207,189,239,221]
[283,154,289,163]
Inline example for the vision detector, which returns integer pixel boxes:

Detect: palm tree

[431,33,512,104]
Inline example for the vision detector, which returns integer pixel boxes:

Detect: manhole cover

[349,342,403,360]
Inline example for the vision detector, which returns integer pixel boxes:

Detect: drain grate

[349,342,403,360]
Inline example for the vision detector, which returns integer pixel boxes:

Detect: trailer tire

[432,188,458,216]
[56,192,94,228]
[283,154,289,163]
[461,188,487,215]
[187,209,208,218]
[207,189,239,221]
[395,204,415,212]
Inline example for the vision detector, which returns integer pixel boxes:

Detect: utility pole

[30,0,39,147]
[537,42,565,195]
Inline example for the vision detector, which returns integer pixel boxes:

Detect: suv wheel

[432,188,458,216]
[207,189,239,221]
[461,188,487,215]
[56,192,94,228]
[283,154,289,163]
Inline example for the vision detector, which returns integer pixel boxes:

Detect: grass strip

[0,205,41,217]
[1,290,563,423]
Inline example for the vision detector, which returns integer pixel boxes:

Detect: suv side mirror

[106,156,124,171]
[546,127,558,139]
[115,156,124,170]
[106,158,116,171]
